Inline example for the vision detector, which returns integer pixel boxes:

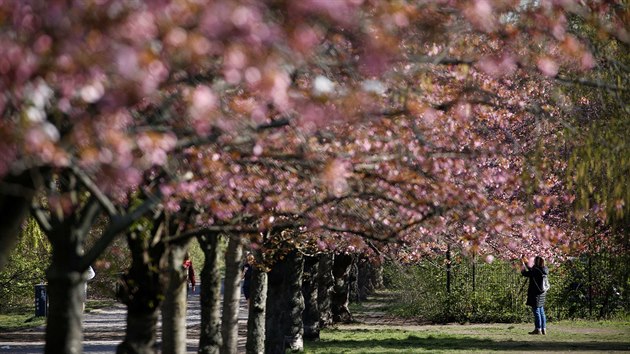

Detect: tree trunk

[116,310,159,354]
[198,233,223,354]
[44,214,89,354]
[317,253,334,328]
[371,261,384,289]
[162,243,190,354]
[331,253,353,323]
[44,268,85,354]
[357,258,374,302]
[246,265,267,354]
[302,256,319,341]
[0,170,40,270]
[220,235,243,354]
[117,229,167,354]
[349,256,359,303]
[265,250,304,354]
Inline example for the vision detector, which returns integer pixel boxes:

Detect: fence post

[588,255,593,317]
[446,245,451,294]
[472,253,476,293]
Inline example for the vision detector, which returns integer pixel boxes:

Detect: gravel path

[0,289,249,354]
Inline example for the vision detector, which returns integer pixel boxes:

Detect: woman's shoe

[528,329,541,335]
[541,328,546,335]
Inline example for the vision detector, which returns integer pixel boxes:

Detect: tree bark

[220,235,243,354]
[44,202,90,354]
[0,170,40,270]
[198,233,223,354]
[331,253,353,323]
[371,261,384,289]
[349,256,359,303]
[117,228,167,354]
[116,310,159,354]
[161,243,190,354]
[357,258,374,302]
[44,268,85,354]
[265,250,304,354]
[246,265,267,354]
[302,256,319,341]
[317,253,334,328]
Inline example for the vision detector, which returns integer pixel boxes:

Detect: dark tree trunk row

[246,260,267,354]
[301,256,320,341]
[162,242,191,354]
[331,254,353,323]
[265,250,305,354]
[221,235,244,354]
[349,257,359,303]
[198,233,223,354]
[116,226,168,354]
[0,170,40,270]
[317,253,334,328]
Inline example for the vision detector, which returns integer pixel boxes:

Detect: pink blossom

[537,57,559,77]
[580,51,595,70]
[115,46,139,79]
[253,143,263,156]
[321,158,351,197]
[477,54,517,77]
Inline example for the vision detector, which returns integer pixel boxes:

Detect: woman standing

[521,256,548,335]
[183,253,196,294]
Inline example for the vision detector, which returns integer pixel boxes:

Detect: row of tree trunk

[44,228,383,354]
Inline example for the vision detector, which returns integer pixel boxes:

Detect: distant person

[242,261,253,305]
[83,266,96,312]
[521,255,548,335]
[183,253,196,294]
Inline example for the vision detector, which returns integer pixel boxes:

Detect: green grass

[305,321,630,353]
[84,299,117,312]
[0,313,46,332]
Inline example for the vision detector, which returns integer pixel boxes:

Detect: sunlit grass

[0,313,46,332]
[305,321,630,353]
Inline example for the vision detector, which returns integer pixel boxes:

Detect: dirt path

[0,291,248,353]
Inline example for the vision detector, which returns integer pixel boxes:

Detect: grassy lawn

[305,320,630,353]
[0,313,46,332]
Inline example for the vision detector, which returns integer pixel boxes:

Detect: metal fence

[384,252,630,322]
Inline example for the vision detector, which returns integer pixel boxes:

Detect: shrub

[383,253,629,323]
[0,219,50,312]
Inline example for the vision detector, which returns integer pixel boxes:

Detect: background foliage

[0,218,50,312]
[383,253,629,324]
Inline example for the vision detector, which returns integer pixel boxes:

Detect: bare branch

[164,225,260,244]
[30,204,52,235]
[69,164,117,217]
[255,118,291,131]
[319,225,388,242]
[80,191,161,270]
[77,196,103,238]
[555,75,629,92]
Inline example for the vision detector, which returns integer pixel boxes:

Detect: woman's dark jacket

[521,265,548,307]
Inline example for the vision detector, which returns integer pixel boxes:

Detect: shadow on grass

[351,291,402,313]
[307,334,630,352]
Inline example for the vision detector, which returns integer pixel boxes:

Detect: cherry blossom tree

[2,1,628,354]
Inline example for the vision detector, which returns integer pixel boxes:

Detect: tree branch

[164,224,263,244]
[80,191,161,270]
[69,164,118,217]
[77,196,103,239]
[319,225,388,242]
[555,75,629,92]
[30,204,52,235]
[255,118,291,131]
